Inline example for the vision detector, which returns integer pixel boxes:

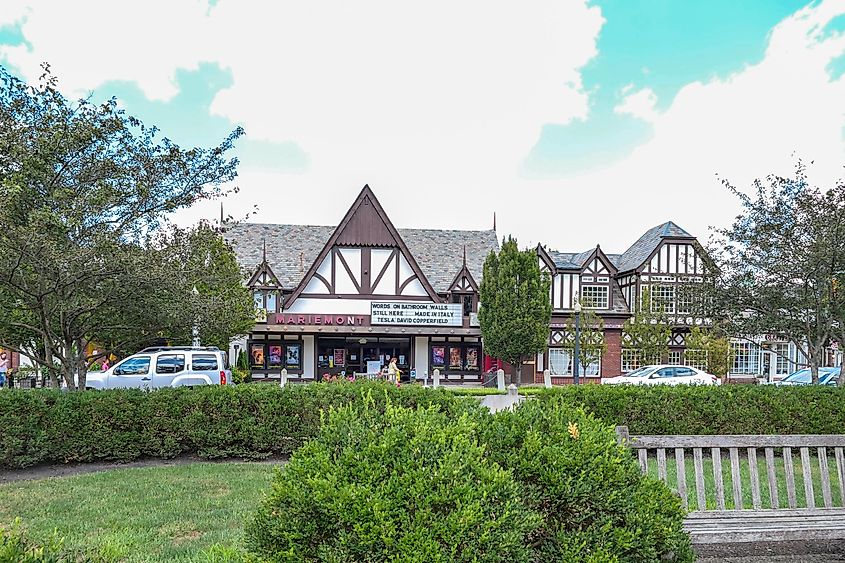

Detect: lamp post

[191,285,201,348]
[573,302,582,385]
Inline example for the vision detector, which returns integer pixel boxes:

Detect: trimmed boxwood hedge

[0,382,470,469]
[3,382,845,469]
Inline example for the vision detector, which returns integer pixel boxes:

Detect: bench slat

[675,448,688,510]
[837,447,845,507]
[819,447,833,508]
[712,447,726,511]
[694,447,706,511]
[729,447,743,509]
[629,434,845,449]
[784,447,797,509]
[800,447,815,509]
[657,448,667,482]
[765,447,779,509]
[638,448,647,474]
[748,447,762,510]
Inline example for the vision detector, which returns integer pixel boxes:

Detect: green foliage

[247,398,536,562]
[0,382,470,469]
[533,384,845,435]
[622,287,671,366]
[480,403,693,562]
[564,304,608,373]
[479,236,552,385]
[0,519,99,562]
[231,367,251,384]
[686,327,733,378]
[0,65,243,390]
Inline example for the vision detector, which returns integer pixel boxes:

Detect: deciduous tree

[479,236,551,386]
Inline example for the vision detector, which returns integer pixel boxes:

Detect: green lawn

[0,462,276,562]
[644,451,844,511]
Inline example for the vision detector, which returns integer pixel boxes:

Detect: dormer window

[580,285,609,309]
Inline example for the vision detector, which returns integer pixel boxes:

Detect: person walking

[0,351,8,389]
[387,356,398,384]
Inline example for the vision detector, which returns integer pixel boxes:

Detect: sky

[1,0,844,256]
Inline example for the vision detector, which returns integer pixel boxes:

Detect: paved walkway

[696,540,845,562]
[0,455,286,484]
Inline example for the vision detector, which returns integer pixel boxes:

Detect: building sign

[270,314,368,326]
[371,302,463,326]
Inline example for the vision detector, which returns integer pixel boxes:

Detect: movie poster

[465,347,479,371]
[268,345,283,368]
[286,345,301,369]
[449,347,462,369]
[333,348,346,367]
[431,346,445,367]
[250,343,265,368]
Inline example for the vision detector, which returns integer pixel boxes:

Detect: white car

[601,365,720,386]
[84,347,232,390]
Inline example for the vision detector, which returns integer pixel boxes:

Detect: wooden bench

[616,426,845,544]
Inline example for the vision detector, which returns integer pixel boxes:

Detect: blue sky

[1,1,844,252]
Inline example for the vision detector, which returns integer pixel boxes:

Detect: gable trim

[285,185,442,306]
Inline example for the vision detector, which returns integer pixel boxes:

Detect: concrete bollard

[280,368,288,388]
[543,368,552,388]
[496,368,505,392]
[433,368,441,388]
[507,383,518,396]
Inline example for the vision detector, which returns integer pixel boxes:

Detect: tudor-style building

[535,222,713,383]
[226,185,498,382]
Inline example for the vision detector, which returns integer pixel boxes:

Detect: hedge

[0,382,472,469]
[534,384,845,435]
[3,382,845,469]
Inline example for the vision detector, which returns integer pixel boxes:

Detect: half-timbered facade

[226,185,498,383]
[535,222,713,383]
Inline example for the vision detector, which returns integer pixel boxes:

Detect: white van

[85,347,231,390]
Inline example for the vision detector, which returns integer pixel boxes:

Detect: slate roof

[225,222,499,294]
[614,221,693,273]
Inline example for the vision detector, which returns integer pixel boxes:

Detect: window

[677,290,694,315]
[115,356,151,376]
[549,348,600,376]
[684,349,708,370]
[253,291,264,310]
[651,285,675,314]
[156,354,185,374]
[674,367,696,377]
[580,285,609,309]
[655,367,675,378]
[621,349,641,372]
[731,342,760,375]
[193,354,219,371]
[463,295,473,317]
[266,292,277,313]
[771,343,791,375]
[668,350,682,365]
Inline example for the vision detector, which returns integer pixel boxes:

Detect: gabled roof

[545,246,617,273]
[447,248,479,293]
[225,189,499,294]
[246,242,282,289]
[284,185,441,304]
[615,221,694,273]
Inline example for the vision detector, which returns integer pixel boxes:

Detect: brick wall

[602,328,622,378]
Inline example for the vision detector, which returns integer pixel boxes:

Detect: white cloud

[614,86,658,123]
[2,0,845,257]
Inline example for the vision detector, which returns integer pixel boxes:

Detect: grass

[0,462,275,562]
[644,450,845,511]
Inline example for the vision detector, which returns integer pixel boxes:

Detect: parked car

[774,367,840,386]
[84,347,231,390]
[602,365,720,386]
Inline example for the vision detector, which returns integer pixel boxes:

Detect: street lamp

[573,301,582,385]
[191,285,201,348]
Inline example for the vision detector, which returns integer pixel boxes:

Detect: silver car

[85,347,232,390]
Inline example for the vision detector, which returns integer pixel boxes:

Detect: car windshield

[625,367,657,378]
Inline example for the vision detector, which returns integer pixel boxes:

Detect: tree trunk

[515,359,523,387]
[809,344,823,384]
[61,340,77,391]
[76,338,87,391]
[838,356,845,387]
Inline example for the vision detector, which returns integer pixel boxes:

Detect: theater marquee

[371,301,463,326]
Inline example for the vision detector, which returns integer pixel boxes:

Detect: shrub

[480,402,694,562]
[0,519,106,562]
[534,384,845,435]
[246,397,538,562]
[0,382,470,468]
